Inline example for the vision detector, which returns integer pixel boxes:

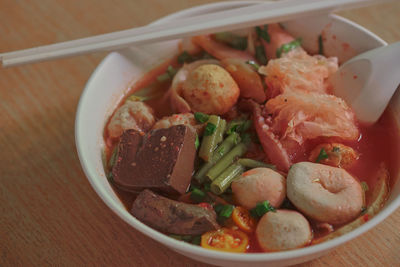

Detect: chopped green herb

[214,203,224,214]
[242,120,252,132]
[166,65,177,77]
[255,25,270,43]
[226,119,252,135]
[203,183,211,192]
[191,235,201,245]
[169,234,182,240]
[181,235,193,242]
[255,45,267,65]
[194,112,210,123]
[108,146,119,169]
[276,38,302,58]
[190,188,206,203]
[177,51,193,64]
[169,234,200,245]
[245,60,260,71]
[126,94,149,102]
[156,65,178,82]
[250,208,258,218]
[361,181,369,192]
[132,81,165,100]
[240,133,252,145]
[202,51,214,59]
[156,73,170,82]
[250,201,276,218]
[280,198,294,209]
[227,124,238,134]
[361,206,367,214]
[237,158,276,170]
[316,148,329,163]
[214,204,234,219]
[332,146,340,152]
[318,34,324,55]
[214,32,247,50]
[195,135,200,150]
[106,171,114,182]
[204,122,217,136]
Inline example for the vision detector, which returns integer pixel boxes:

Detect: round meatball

[231,168,286,210]
[181,64,239,115]
[286,162,364,225]
[152,113,205,135]
[256,210,312,251]
[107,100,155,138]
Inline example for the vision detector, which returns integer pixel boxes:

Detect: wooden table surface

[1,1,400,266]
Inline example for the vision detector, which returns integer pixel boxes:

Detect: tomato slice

[201,228,249,253]
[232,206,257,233]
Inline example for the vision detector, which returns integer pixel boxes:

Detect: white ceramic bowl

[75,2,400,266]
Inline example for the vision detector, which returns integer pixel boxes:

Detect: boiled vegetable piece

[199,115,223,162]
[211,163,245,195]
[237,158,276,170]
[206,142,248,181]
[194,132,241,183]
[131,189,220,235]
[112,125,196,194]
[215,119,227,145]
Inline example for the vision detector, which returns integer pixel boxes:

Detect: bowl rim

[75,0,398,262]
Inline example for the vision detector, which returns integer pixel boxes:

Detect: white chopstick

[0,0,389,67]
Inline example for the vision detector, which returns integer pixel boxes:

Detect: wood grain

[0,1,399,266]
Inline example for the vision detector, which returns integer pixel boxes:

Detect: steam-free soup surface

[103,24,400,253]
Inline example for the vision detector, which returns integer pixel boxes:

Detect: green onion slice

[204,122,217,136]
[255,45,267,65]
[245,60,260,71]
[177,51,193,64]
[318,35,324,55]
[126,94,149,102]
[194,112,210,123]
[255,25,270,43]
[190,188,206,203]
[220,205,234,218]
[316,148,329,163]
[250,201,276,218]
[156,65,178,82]
[276,38,302,58]
[214,204,234,218]
[195,135,200,150]
[361,181,369,192]
[108,146,119,169]
[156,73,170,82]
[203,183,211,192]
[191,236,201,245]
[226,119,252,135]
[214,32,247,50]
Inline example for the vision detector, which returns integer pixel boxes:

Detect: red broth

[103,56,400,253]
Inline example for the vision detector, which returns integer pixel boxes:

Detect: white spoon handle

[331,42,400,124]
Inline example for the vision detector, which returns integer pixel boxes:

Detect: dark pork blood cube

[112,125,196,194]
[131,189,220,235]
